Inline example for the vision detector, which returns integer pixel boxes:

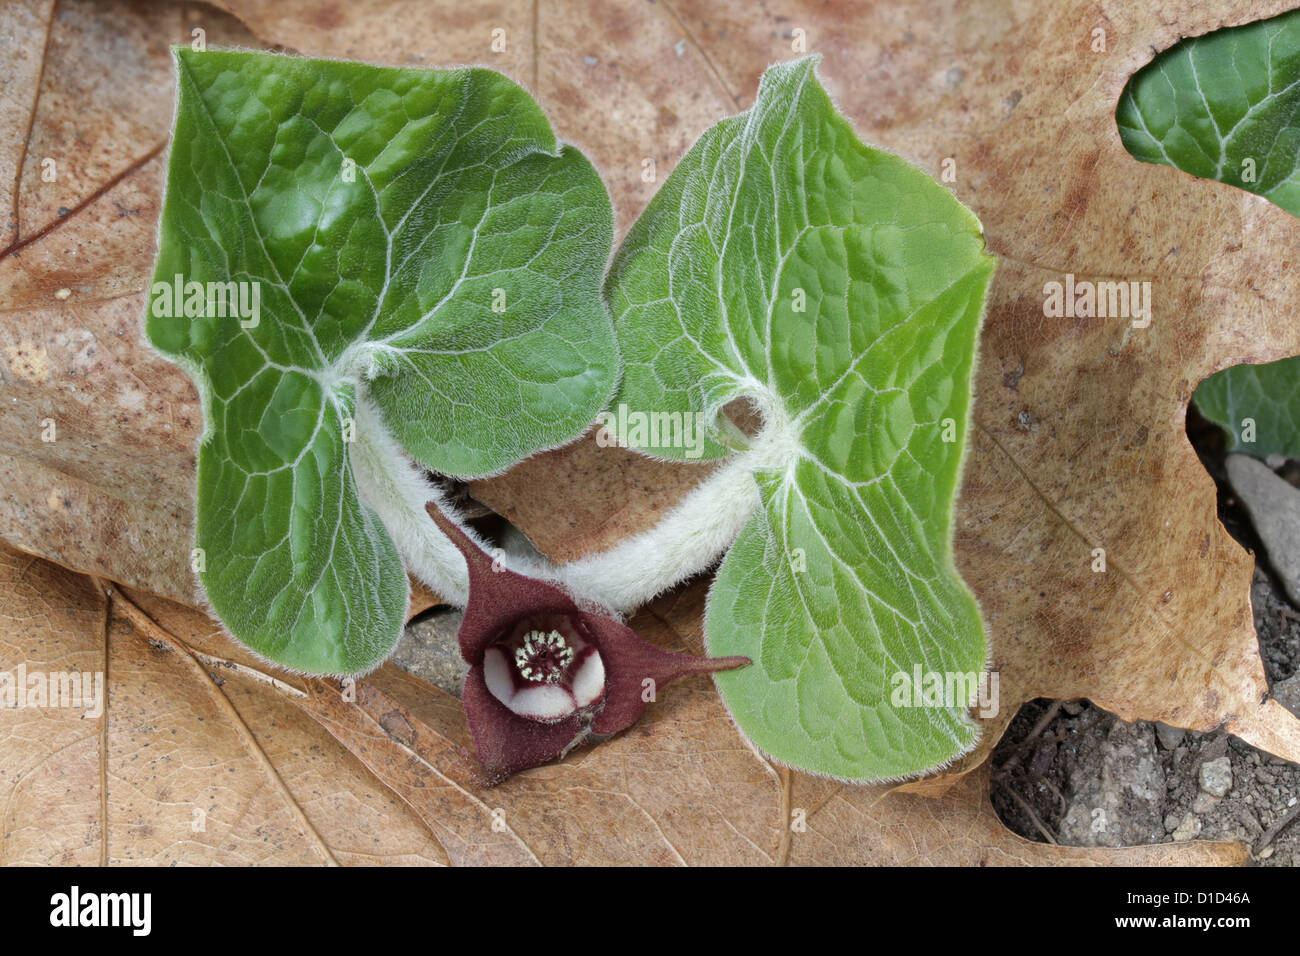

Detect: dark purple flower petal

[426,501,749,782]
[461,667,587,781]
[585,613,747,736]
[426,503,579,661]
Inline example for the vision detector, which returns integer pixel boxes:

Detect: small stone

[1172,813,1202,842]
[1192,791,1219,815]
[1273,673,1300,715]
[392,609,469,696]
[1199,756,1233,798]
[1241,808,1264,836]
[1154,722,1186,750]
[1259,846,1275,860]
[1163,812,1182,833]
[1227,455,1300,606]
[54,287,71,301]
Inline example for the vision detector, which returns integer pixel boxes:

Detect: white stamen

[513,630,574,682]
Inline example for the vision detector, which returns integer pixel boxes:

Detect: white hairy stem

[350,395,483,606]
[352,388,795,620]
[550,453,761,613]
[550,416,797,614]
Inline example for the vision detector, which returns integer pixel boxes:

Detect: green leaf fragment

[1193,357,1300,459]
[607,56,996,780]
[1117,10,1300,459]
[147,49,615,673]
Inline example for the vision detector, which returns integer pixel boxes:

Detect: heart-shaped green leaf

[1118,10,1300,459]
[147,49,615,674]
[605,56,996,780]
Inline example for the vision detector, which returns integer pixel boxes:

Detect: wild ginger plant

[148,49,994,782]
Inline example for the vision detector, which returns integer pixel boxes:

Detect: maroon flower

[427,503,749,783]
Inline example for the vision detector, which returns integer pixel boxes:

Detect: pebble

[1192,792,1219,815]
[1154,722,1186,750]
[1200,756,1233,798]
[1172,814,1203,842]
[1226,455,1300,606]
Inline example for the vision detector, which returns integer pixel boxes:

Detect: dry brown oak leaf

[1,0,1298,801]
[0,538,1247,865]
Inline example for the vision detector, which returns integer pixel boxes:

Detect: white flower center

[482,617,606,723]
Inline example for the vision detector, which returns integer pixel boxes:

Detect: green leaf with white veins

[605,57,996,780]
[147,49,615,674]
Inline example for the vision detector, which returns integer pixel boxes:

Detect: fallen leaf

[0,539,1246,864]
[2,0,1298,832]
[0,0,260,604]
[1116,10,1300,463]
[0,540,452,864]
